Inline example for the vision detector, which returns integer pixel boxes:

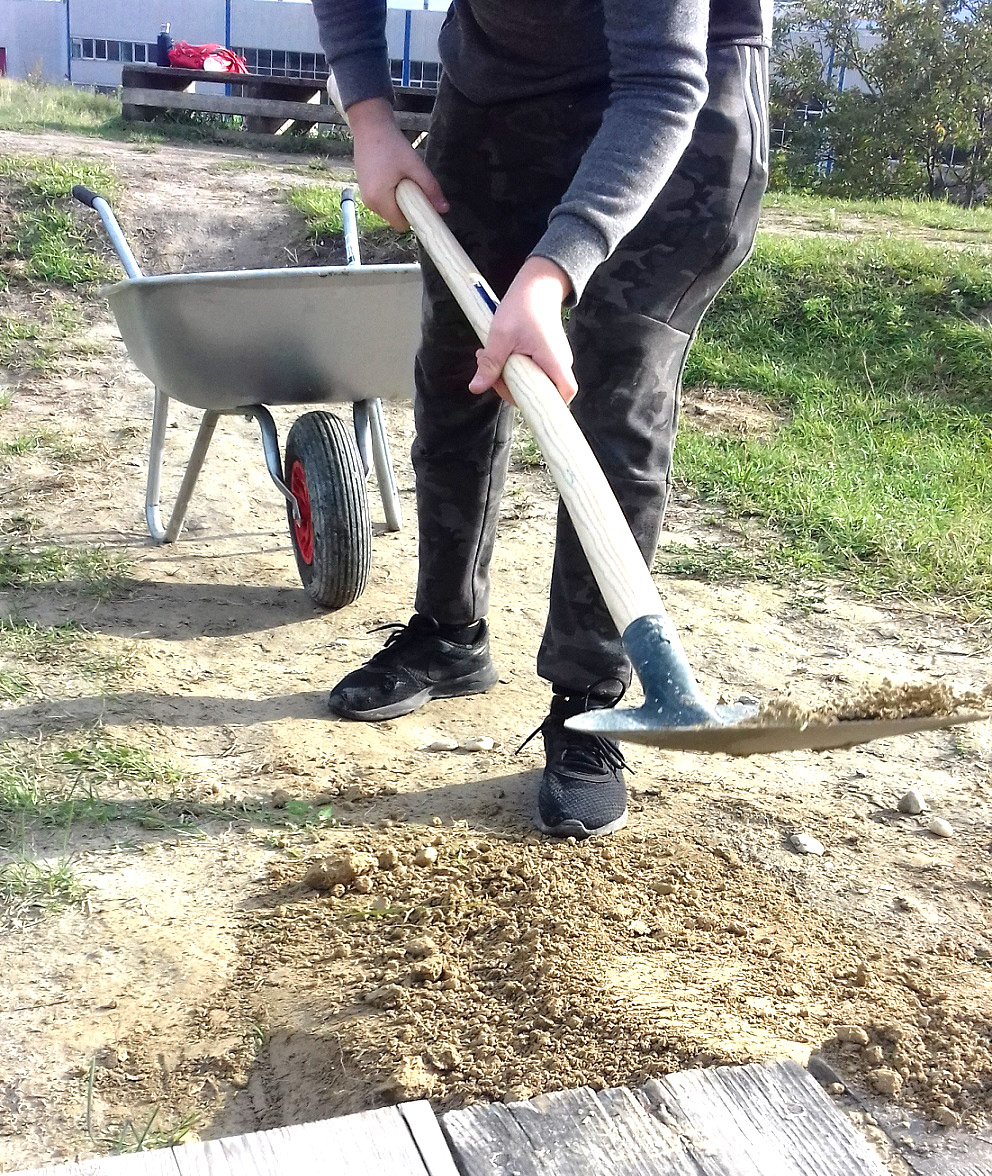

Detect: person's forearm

[531,0,710,303]
[347,96,397,134]
[310,0,392,109]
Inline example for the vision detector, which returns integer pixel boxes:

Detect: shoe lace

[517,678,631,775]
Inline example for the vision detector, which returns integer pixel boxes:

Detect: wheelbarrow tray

[108,263,423,411]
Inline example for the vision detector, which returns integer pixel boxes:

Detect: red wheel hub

[289,460,314,565]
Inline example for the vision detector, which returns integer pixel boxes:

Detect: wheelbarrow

[72,184,422,611]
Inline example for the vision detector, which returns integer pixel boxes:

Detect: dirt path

[1,129,991,1174]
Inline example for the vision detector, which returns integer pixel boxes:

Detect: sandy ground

[1,129,991,1175]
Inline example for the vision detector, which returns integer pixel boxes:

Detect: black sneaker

[532,694,629,839]
[327,614,499,721]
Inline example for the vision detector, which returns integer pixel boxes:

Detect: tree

[771,0,992,202]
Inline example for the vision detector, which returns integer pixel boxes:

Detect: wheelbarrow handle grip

[395,177,667,636]
[72,185,101,208]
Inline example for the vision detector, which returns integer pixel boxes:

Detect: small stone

[427,1044,461,1072]
[869,1068,903,1096]
[378,847,400,870]
[426,737,459,752]
[898,787,926,815]
[304,852,376,891]
[405,936,438,959]
[650,881,677,895]
[863,1045,885,1065]
[414,846,439,867]
[408,955,444,982]
[460,736,494,752]
[629,919,651,937]
[928,817,953,838]
[826,1082,846,1096]
[379,1057,435,1100]
[789,833,825,856]
[933,1107,960,1128]
[836,1025,870,1046]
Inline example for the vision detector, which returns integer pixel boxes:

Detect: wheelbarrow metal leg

[162,410,221,543]
[369,398,403,531]
[352,400,373,477]
[145,386,170,543]
[247,406,300,524]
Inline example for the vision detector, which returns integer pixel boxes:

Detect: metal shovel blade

[566,706,989,756]
[565,614,989,755]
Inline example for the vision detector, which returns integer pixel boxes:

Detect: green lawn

[680,234,992,611]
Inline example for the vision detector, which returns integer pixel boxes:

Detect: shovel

[395,179,987,754]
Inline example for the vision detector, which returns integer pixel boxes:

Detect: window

[75,38,160,65]
[389,58,440,89]
[233,45,330,80]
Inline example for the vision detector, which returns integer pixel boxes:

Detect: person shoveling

[311,0,987,839]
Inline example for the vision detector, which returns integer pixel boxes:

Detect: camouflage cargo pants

[413,44,769,696]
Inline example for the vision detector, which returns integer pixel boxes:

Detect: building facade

[0,0,443,90]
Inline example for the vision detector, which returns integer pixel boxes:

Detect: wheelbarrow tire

[285,411,371,611]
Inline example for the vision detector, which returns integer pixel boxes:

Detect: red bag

[168,43,249,74]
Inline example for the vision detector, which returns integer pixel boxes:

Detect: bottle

[156,23,174,68]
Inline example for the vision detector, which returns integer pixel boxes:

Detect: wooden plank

[242,80,321,134]
[10,1149,180,1175]
[398,1101,462,1176]
[170,1104,436,1175]
[442,1086,700,1176]
[119,87,430,132]
[641,1061,890,1176]
[122,65,325,95]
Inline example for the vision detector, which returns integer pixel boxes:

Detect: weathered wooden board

[442,1085,700,1176]
[14,1101,452,1176]
[638,1062,889,1176]
[10,1150,180,1176]
[120,87,430,132]
[442,1062,891,1176]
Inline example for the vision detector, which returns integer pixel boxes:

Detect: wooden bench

[121,64,434,139]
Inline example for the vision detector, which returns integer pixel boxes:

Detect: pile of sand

[244,826,992,1125]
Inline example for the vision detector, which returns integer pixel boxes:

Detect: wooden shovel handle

[396,178,666,634]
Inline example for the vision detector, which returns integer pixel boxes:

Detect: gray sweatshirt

[311,0,772,301]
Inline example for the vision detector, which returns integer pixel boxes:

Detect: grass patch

[288,184,415,258]
[0,668,32,701]
[0,546,132,599]
[0,733,189,844]
[0,155,119,286]
[0,617,137,689]
[655,541,786,584]
[0,428,86,461]
[681,235,992,610]
[0,79,120,136]
[0,856,88,928]
[764,191,992,236]
[101,1107,200,1155]
[0,299,85,371]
